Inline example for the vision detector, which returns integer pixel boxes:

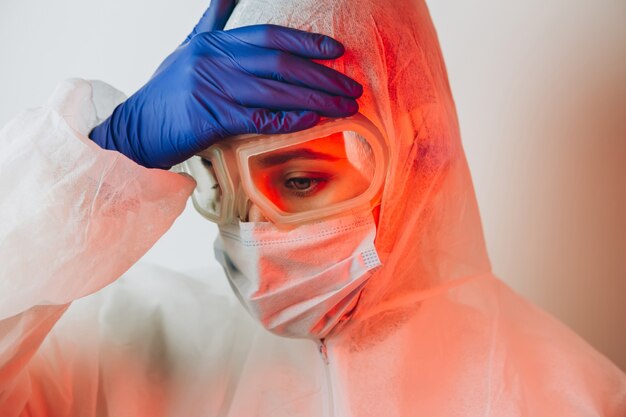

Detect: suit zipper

[319,339,335,417]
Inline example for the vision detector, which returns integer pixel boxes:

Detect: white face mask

[214,211,381,339]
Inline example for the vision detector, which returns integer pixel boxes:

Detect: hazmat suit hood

[225,0,492,336]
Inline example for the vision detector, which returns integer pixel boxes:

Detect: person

[0,1,624,416]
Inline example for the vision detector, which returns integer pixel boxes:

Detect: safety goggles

[180,113,389,228]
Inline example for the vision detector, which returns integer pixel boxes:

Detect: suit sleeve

[0,79,195,415]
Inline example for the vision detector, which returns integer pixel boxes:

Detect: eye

[281,172,331,198]
[285,177,317,191]
[276,169,335,201]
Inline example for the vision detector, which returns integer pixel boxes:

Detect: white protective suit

[1,0,625,416]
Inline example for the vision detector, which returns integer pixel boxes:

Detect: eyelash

[283,174,329,197]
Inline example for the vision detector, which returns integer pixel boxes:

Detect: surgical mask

[214,211,381,339]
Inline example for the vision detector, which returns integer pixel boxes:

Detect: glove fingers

[232,77,359,117]
[236,50,362,98]
[183,0,237,45]
[241,109,321,135]
[227,24,345,60]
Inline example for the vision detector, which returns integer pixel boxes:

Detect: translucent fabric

[0,2,624,417]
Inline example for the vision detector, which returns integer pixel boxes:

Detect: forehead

[254,132,348,167]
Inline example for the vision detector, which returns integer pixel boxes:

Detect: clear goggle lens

[246,131,375,214]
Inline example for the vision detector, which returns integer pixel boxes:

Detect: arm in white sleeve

[0,79,195,414]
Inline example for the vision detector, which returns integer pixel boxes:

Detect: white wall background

[0,0,624,370]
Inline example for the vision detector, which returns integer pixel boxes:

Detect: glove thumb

[182,0,237,45]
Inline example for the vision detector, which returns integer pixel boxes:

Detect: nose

[247,203,268,222]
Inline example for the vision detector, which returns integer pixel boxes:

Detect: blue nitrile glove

[89,1,363,169]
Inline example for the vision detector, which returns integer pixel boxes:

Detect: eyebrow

[256,148,342,167]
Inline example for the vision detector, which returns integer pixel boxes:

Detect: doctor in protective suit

[0,0,625,416]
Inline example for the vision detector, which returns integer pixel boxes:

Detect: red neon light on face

[248,132,372,214]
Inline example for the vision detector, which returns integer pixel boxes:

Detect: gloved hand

[89,0,363,169]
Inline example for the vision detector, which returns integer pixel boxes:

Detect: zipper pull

[319,339,330,364]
